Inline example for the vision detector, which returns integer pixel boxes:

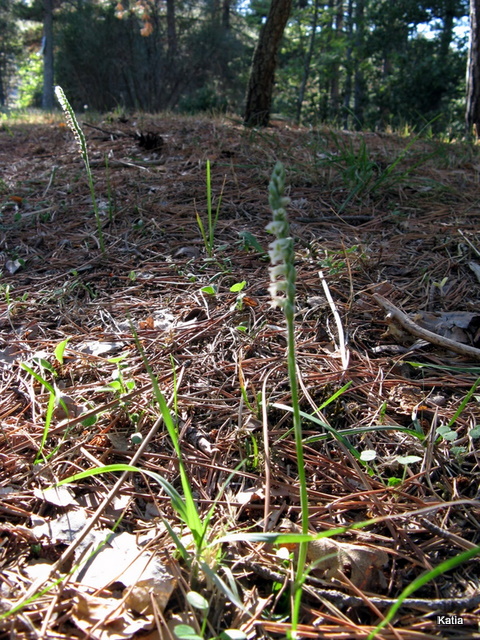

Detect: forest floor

[1,112,480,640]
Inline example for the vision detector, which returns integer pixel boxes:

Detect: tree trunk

[353,0,365,129]
[329,0,343,119]
[244,0,293,127]
[342,0,354,128]
[222,0,230,31]
[466,0,480,137]
[0,71,5,107]
[166,0,177,61]
[42,0,54,110]
[296,0,319,123]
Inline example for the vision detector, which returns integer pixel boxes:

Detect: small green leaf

[387,477,402,487]
[469,425,480,439]
[81,414,97,427]
[32,356,56,373]
[238,230,266,254]
[360,449,376,462]
[436,425,457,442]
[130,433,143,445]
[186,591,209,612]
[173,624,203,640]
[108,354,128,363]
[436,425,451,435]
[230,281,246,293]
[200,285,216,295]
[54,338,70,365]
[236,325,248,332]
[395,455,422,466]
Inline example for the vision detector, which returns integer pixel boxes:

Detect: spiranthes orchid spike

[266,161,309,638]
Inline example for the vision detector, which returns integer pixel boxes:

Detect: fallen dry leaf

[280,520,388,589]
[72,592,153,640]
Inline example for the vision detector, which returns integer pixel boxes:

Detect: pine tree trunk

[296,0,319,123]
[342,0,354,128]
[222,0,230,31]
[42,0,54,111]
[329,0,343,120]
[244,0,293,127]
[353,0,365,129]
[466,0,480,137]
[166,0,177,61]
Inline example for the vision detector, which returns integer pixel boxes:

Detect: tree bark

[222,0,230,31]
[166,0,177,61]
[353,0,366,129]
[342,0,354,128]
[296,0,319,123]
[244,0,293,127]
[329,0,343,119]
[42,0,54,110]
[466,0,480,137]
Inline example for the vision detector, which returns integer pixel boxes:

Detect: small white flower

[266,220,288,236]
[269,237,292,262]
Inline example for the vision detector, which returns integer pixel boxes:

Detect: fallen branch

[372,294,480,361]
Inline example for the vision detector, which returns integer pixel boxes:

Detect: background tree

[1,0,470,138]
[244,0,293,126]
[42,0,54,110]
[466,0,480,136]
[0,0,19,106]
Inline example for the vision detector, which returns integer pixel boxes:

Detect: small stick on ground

[372,293,480,361]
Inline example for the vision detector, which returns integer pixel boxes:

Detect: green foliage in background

[0,0,471,135]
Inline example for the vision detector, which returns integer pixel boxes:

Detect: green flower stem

[286,301,309,629]
[55,86,105,254]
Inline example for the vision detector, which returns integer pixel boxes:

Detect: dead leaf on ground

[280,520,388,589]
[72,592,153,640]
[414,310,480,347]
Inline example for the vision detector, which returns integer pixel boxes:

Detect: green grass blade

[303,424,425,444]
[367,545,480,639]
[273,402,362,460]
[206,159,213,249]
[130,324,204,543]
[55,464,191,524]
[447,377,480,429]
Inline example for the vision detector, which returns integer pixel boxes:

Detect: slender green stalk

[20,362,69,463]
[206,159,213,249]
[195,160,226,257]
[54,86,105,254]
[266,162,308,637]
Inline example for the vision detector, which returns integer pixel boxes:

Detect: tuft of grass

[54,86,105,254]
[313,125,440,214]
[195,159,226,257]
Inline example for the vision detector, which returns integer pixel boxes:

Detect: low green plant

[174,591,247,640]
[101,354,135,396]
[195,160,226,257]
[20,342,73,463]
[229,280,246,309]
[54,86,105,254]
[315,125,439,214]
[435,378,480,458]
[237,230,267,257]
